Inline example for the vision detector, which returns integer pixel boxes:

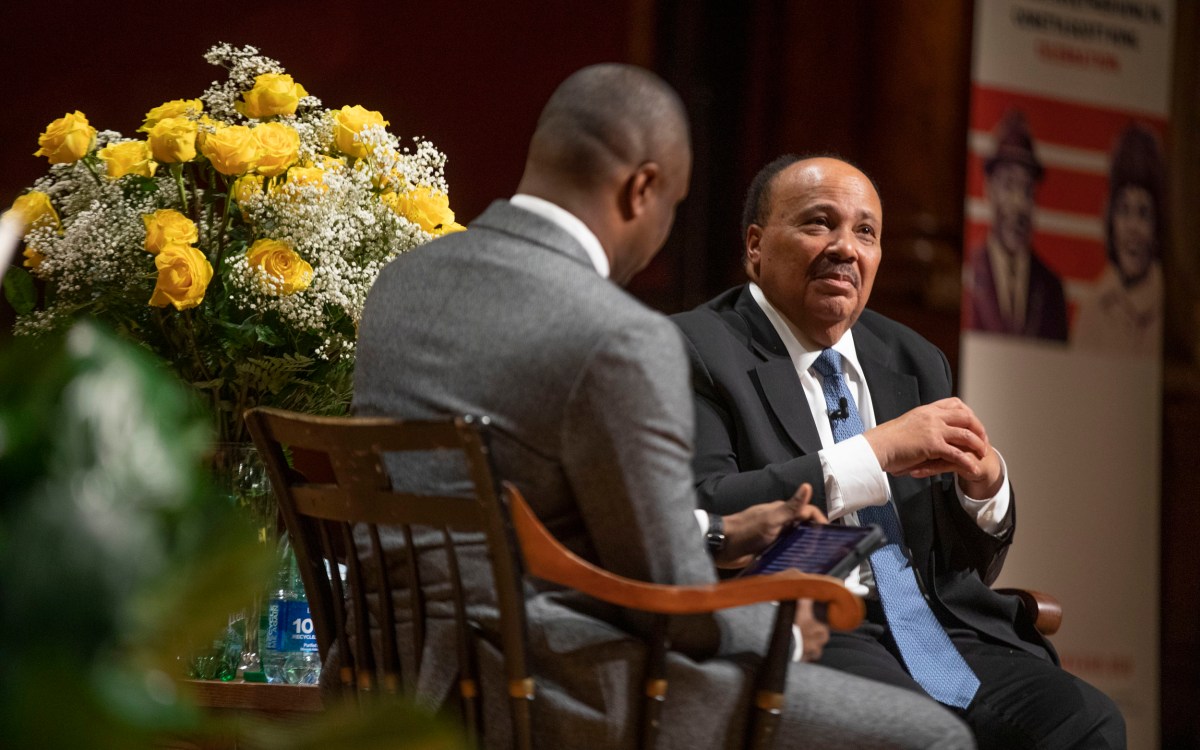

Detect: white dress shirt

[747,283,1012,595]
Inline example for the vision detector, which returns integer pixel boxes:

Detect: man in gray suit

[352,64,973,748]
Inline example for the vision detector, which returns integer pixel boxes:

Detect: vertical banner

[962,2,1173,748]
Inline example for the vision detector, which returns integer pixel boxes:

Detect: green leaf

[234,354,316,397]
[253,324,284,347]
[3,265,36,315]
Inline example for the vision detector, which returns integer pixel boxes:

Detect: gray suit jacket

[345,202,974,750]
[350,201,773,746]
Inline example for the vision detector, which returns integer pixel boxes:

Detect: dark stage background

[2,2,1197,745]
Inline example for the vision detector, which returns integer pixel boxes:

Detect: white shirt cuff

[955,449,1012,536]
[694,508,709,534]
[819,434,890,520]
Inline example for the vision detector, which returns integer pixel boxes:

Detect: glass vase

[197,442,277,681]
[210,442,276,543]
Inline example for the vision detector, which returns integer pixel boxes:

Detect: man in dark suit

[352,71,975,748]
[672,154,1124,749]
[964,109,1069,340]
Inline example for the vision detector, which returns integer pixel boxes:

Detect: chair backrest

[244,406,533,748]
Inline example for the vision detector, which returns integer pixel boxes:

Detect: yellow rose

[331,105,388,159]
[22,246,45,269]
[98,140,157,179]
[194,114,221,150]
[233,173,264,205]
[9,191,61,231]
[200,124,260,176]
[147,117,198,163]
[236,73,309,119]
[138,99,203,133]
[33,111,96,164]
[311,154,345,170]
[283,165,329,193]
[388,187,462,235]
[246,238,313,295]
[252,122,300,177]
[143,209,198,255]
[149,244,213,310]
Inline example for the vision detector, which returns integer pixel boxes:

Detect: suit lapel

[853,323,919,424]
[853,321,934,561]
[758,360,824,455]
[732,289,823,456]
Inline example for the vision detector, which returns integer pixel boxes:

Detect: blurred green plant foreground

[0,322,464,749]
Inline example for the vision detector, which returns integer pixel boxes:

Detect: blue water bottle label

[283,600,318,654]
[266,598,287,651]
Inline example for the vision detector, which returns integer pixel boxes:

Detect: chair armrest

[995,587,1062,636]
[506,485,864,631]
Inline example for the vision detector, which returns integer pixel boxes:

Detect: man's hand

[795,599,830,662]
[864,397,1004,497]
[714,483,827,568]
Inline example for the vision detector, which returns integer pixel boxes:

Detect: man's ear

[620,161,659,220]
[744,224,763,280]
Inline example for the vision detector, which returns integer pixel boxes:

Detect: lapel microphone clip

[828,397,850,421]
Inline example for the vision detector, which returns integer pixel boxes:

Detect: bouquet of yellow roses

[4,43,463,443]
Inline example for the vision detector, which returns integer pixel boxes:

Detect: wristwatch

[705,512,727,555]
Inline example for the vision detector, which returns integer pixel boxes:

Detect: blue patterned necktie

[812,348,980,708]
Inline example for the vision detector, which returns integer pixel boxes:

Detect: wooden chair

[997,588,1062,636]
[244,406,864,750]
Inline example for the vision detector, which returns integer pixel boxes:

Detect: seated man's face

[745,158,882,345]
[986,162,1036,256]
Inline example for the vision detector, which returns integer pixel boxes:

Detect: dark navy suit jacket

[672,285,1055,661]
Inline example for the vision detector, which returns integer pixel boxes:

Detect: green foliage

[236,353,318,395]
[0,321,466,749]
[2,264,36,314]
[0,321,274,748]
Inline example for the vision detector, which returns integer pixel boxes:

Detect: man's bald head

[524,63,690,192]
[516,64,691,285]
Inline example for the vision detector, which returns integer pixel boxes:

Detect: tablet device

[740,522,885,579]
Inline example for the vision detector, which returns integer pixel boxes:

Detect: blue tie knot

[812,348,843,380]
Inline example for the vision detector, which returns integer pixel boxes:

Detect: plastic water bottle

[261,536,292,683]
[261,535,321,684]
[283,566,321,685]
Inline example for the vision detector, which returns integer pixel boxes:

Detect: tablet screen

[741,522,884,578]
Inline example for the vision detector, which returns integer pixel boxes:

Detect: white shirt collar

[510,193,610,278]
[747,282,864,382]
